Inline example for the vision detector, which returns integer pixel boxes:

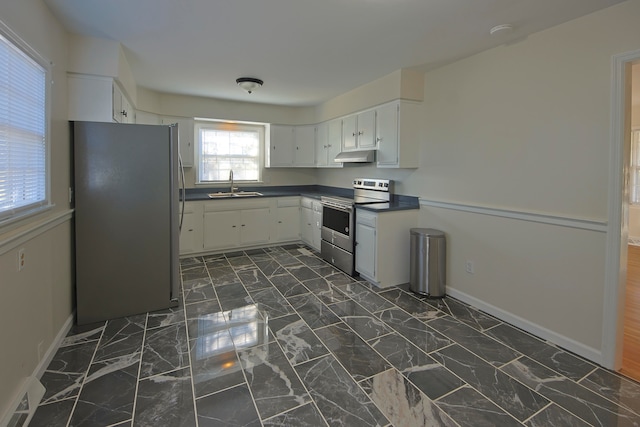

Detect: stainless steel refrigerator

[73,121,180,325]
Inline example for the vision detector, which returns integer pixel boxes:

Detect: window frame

[0,19,52,226]
[195,119,265,185]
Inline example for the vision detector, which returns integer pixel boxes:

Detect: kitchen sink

[208,191,263,198]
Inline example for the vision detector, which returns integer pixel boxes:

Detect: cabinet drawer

[321,240,354,275]
[277,197,300,208]
[301,197,314,209]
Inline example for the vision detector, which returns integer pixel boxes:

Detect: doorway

[603,50,640,375]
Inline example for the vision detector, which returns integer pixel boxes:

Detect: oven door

[321,203,353,253]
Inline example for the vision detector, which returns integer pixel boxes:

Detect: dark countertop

[181,185,419,212]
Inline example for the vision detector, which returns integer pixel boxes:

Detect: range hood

[333,150,376,163]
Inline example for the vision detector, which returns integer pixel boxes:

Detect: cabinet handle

[232,225,236,228]
[352,132,356,137]
[376,137,382,142]
[121,110,127,117]
[241,224,246,227]
[278,221,282,223]
[188,229,193,232]
[328,144,332,148]
[358,131,363,135]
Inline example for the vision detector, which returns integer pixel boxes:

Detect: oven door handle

[321,201,353,212]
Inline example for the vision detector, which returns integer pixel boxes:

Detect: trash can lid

[410,228,445,237]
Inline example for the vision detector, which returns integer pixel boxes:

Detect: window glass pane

[0,31,48,222]
[197,123,262,183]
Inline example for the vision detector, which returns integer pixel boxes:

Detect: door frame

[602,49,640,369]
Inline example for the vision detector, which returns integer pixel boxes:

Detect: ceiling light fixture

[236,77,263,94]
[489,24,513,36]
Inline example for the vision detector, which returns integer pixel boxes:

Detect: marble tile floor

[29,244,640,426]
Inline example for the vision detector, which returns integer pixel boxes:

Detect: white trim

[419,199,607,232]
[35,313,74,379]
[0,313,73,427]
[601,50,640,370]
[0,209,73,256]
[447,287,602,364]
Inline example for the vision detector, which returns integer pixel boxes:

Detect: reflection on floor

[29,244,640,426]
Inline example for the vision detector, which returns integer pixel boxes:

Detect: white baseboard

[0,312,74,427]
[35,313,74,379]
[446,288,603,365]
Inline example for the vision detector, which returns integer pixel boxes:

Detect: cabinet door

[315,122,329,167]
[294,125,316,166]
[270,125,295,166]
[312,208,322,250]
[375,102,399,166]
[342,114,357,150]
[112,84,123,123]
[300,207,314,246]
[240,208,271,245]
[179,211,196,255]
[355,222,376,279]
[356,109,376,149]
[204,211,239,250]
[276,206,300,242]
[327,119,343,167]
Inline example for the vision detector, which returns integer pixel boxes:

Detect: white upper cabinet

[294,125,316,166]
[68,74,133,124]
[268,125,315,167]
[342,109,376,151]
[375,100,420,168]
[315,119,343,167]
[162,116,195,167]
[269,125,296,167]
[112,83,133,123]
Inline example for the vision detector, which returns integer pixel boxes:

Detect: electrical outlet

[18,248,26,271]
[465,260,474,274]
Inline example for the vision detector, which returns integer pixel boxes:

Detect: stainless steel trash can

[409,228,446,298]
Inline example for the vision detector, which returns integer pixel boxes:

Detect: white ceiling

[44,0,624,107]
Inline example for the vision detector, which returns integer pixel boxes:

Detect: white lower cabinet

[180,197,303,256]
[179,202,203,255]
[300,197,322,251]
[239,208,271,246]
[355,208,418,288]
[204,210,239,250]
[203,203,271,251]
[274,198,301,243]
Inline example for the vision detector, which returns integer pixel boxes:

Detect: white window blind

[197,121,262,183]
[631,130,640,205]
[0,30,48,222]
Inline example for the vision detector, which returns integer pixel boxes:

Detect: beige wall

[318,0,640,359]
[0,0,73,418]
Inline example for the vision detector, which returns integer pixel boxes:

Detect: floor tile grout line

[519,401,554,426]
[64,320,108,427]
[246,246,333,426]
[323,280,552,425]
[129,312,149,427]
[184,260,203,427]
[496,355,611,425]
[218,250,266,426]
[188,245,640,426]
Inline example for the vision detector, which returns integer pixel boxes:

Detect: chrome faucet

[229,170,238,194]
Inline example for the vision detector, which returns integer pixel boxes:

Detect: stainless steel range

[320,178,392,275]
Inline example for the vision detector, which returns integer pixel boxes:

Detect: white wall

[319,0,640,360]
[0,0,73,419]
